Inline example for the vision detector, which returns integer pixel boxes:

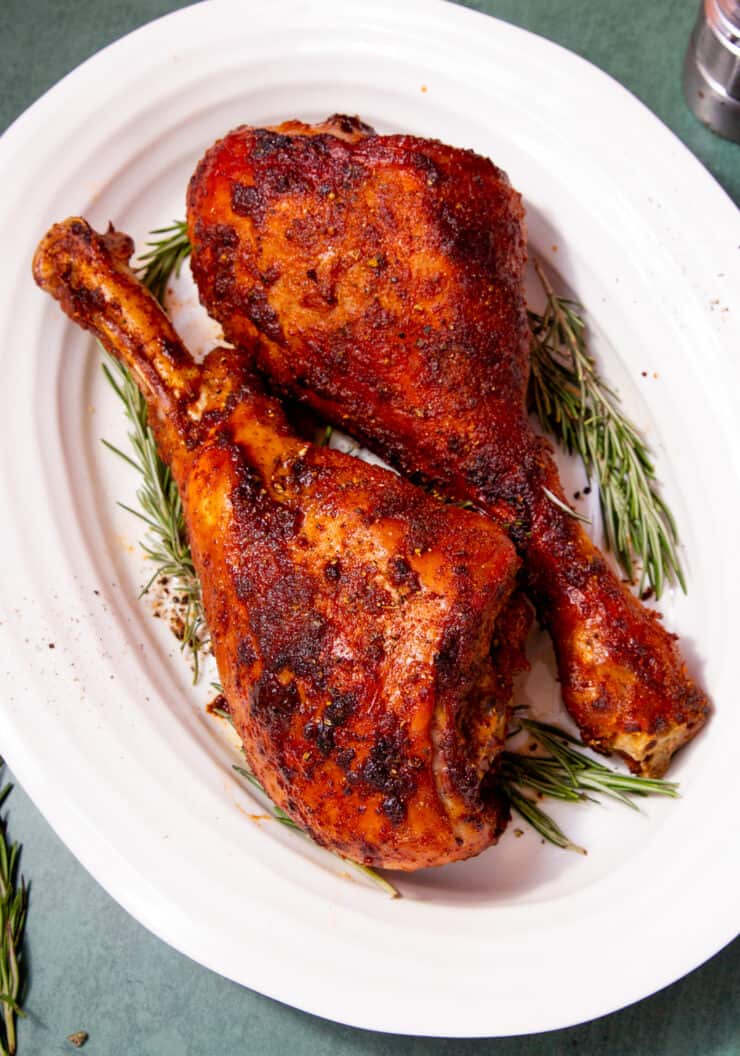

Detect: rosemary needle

[543,486,592,525]
[136,220,191,304]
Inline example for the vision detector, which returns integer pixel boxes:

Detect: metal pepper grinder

[683,0,740,142]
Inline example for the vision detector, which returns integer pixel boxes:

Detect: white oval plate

[0,0,738,1038]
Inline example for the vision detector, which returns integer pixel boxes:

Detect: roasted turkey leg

[187,116,709,776]
[33,217,531,871]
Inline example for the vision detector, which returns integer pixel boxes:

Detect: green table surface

[1,1,738,1053]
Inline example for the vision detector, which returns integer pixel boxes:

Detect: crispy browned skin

[33,217,531,870]
[187,116,709,776]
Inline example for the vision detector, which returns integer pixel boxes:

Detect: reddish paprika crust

[187,116,709,775]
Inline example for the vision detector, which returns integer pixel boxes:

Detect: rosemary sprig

[543,486,591,525]
[101,354,209,682]
[0,775,28,1056]
[136,221,191,304]
[529,260,684,599]
[499,717,679,852]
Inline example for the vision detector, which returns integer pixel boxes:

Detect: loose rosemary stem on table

[101,223,681,877]
[0,775,28,1056]
[529,260,685,599]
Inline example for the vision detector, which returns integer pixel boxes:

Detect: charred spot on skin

[289,457,315,488]
[303,693,353,757]
[236,637,258,669]
[381,796,405,824]
[272,620,329,682]
[251,670,300,733]
[191,221,239,304]
[441,726,482,802]
[438,199,499,269]
[203,219,238,251]
[361,579,393,615]
[323,558,342,582]
[363,489,411,524]
[231,182,266,222]
[252,129,292,158]
[70,283,107,314]
[227,475,332,688]
[388,556,421,593]
[260,263,281,286]
[325,690,358,726]
[349,722,418,824]
[327,113,376,136]
[336,747,356,770]
[213,267,234,302]
[161,336,186,364]
[228,455,301,543]
[303,717,336,755]
[272,171,308,196]
[434,627,463,689]
[67,219,93,243]
[242,288,284,342]
[411,151,441,187]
